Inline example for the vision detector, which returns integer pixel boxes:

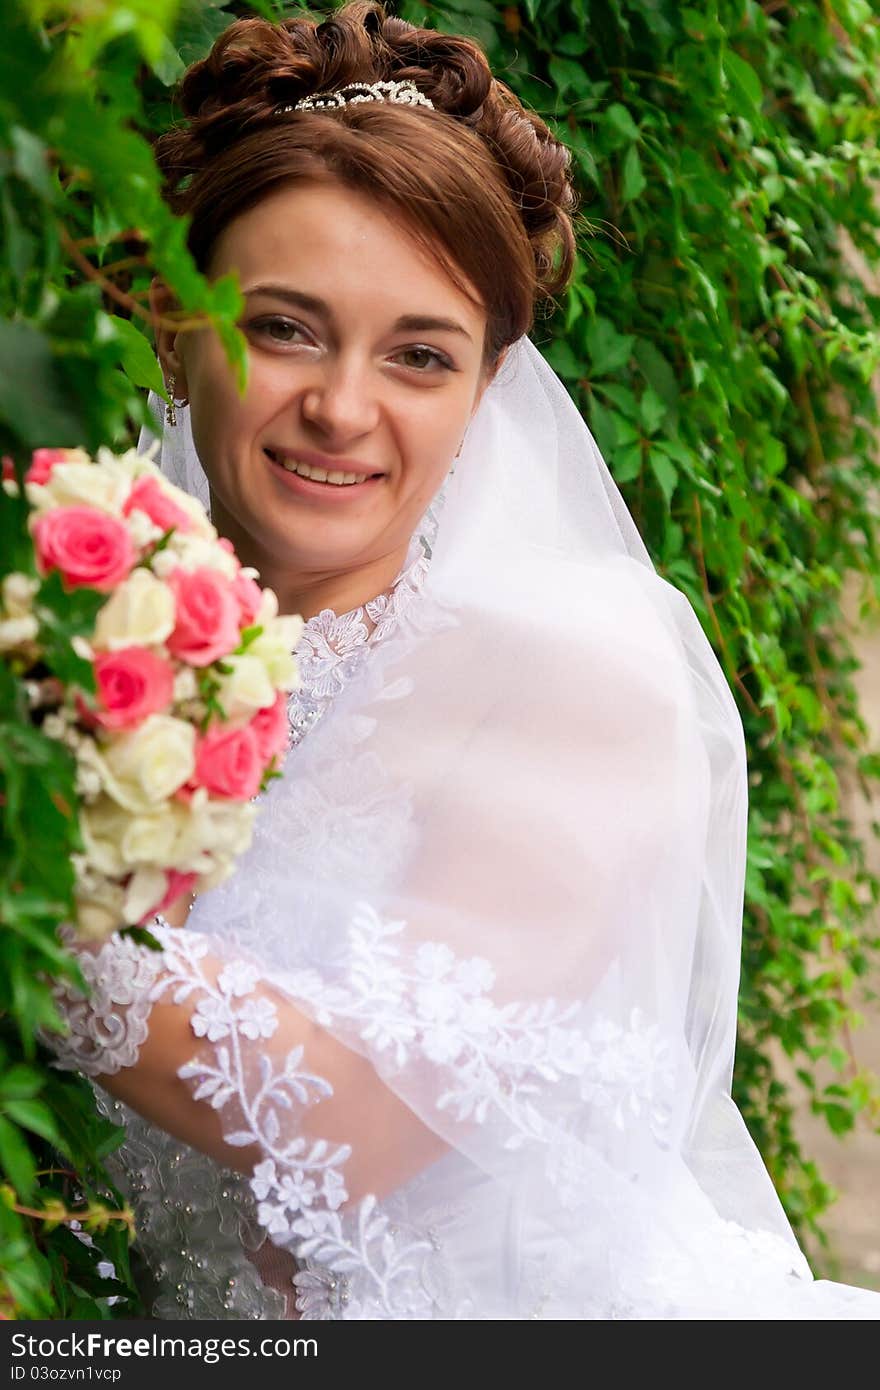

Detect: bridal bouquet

[1,446,304,941]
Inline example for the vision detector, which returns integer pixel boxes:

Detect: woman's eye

[396,346,452,373]
[250,317,309,344]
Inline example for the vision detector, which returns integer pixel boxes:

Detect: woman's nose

[299,359,381,441]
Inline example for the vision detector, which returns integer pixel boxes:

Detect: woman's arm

[47,922,449,1211]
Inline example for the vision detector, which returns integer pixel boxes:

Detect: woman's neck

[209,491,410,621]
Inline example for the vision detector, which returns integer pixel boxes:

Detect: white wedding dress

[46,336,880,1319]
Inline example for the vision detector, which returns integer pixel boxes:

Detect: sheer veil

[136,331,880,1317]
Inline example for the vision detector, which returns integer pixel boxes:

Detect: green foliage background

[2,0,880,1315]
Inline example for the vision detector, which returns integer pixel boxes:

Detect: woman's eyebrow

[242,284,473,341]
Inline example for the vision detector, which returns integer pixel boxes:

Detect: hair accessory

[274,79,435,116]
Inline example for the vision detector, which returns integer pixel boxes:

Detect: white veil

[136,332,880,1317]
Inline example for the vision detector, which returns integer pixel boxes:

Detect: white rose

[2,572,39,617]
[97,714,196,813]
[195,857,236,892]
[248,618,303,690]
[216,654,276,718]
[256,588,279,624]
[79,798,129,877]
[173,667,198,701]
[176,789,255,869]
[74,876,126,942]
[93,567,175,650]
[151,531,236,580]
[0,614,38,652]
[125,509,162,550]
[120,804,189,867]
[32,459,130,514]
[95,445,158,480]
[122,866,167,926]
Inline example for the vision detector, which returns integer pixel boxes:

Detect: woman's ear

[472,346,508,419]
[149,276,189,397]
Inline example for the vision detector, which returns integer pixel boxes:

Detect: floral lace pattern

[47,930,166,1078]
[140,903,676,1318]
[286,531,431,751]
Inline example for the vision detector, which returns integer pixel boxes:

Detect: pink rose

[139,869,198,926]
[4,449,75,485]
[166,566,241,667]
[249,692,289,765]
[123,476,193,534]
[92,647,175,730]
[193,723,263,800]
[32,506,135,592]
[232,570,263,626]
[28,449,68,484]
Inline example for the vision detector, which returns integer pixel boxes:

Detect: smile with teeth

[267,450,379,486]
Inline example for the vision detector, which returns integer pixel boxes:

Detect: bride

[47,2,880,1318]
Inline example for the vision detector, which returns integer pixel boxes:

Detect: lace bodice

[285,529,431,750]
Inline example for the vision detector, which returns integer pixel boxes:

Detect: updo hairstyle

[153,0,580,370]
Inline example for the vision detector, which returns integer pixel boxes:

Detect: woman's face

[152,179,499,604]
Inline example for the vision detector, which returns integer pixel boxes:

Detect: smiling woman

[150,180,498,622]
[147,7,573,625]
[43,0,880,1321]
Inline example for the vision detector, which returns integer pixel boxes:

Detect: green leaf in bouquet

[35,570,105,691]
[259,763,284,795]
[119,924,162,952]
[234,624,265,654]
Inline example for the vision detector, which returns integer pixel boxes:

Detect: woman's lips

[264,449,384,500]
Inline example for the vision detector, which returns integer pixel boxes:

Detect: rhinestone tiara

[274,78,435,116]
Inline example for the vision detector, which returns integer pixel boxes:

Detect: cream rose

[124,508,163,551]
[0,614,38,652]
[151,532,237,580]
[31,459,131,514]
[79,798,129,877]
[95,445,158,481]
[176,789,256,869]
[94,568,175,650]
[119,803,189,866]
[216,653,277,719]
[2,571,39,617]
[248,618,304,691]
[74,876,126,941]
[97,713,196,812]
[122,866,168,926]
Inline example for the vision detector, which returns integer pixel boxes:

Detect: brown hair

[153,0,579,371]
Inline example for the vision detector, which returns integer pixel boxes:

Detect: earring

[450,437,464,476]
[165,373,177,427]
[165,373,188,426]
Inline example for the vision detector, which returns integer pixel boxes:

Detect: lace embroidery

[241,902,676,1150]
[139,904,675,1318]
[286,534,431,751]
[46,931,166,1077]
